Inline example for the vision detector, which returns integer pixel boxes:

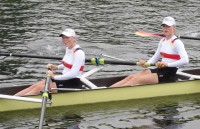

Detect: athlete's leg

[15,80,57,96]
[111,69,152,87]
[121,73,158,86]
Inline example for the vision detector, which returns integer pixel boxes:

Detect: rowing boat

[0,67,200,112]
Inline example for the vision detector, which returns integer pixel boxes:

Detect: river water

[0,0,200,128]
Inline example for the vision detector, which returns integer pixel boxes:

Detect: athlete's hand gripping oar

[38,67,52,129]
[135,30,200,40]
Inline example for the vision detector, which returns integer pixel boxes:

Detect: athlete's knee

[126,75,135,80]
[132,76,144,84]
[33,84,44,91]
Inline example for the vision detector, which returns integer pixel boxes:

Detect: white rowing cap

[161,16,176,26]
[59,28,76,37]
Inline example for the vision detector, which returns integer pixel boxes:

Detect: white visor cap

[59,28,76,37]
[161,16,176,26]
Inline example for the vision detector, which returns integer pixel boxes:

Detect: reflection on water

[153,103,181,128]
[1,94,200,129]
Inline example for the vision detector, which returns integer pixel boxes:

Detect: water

[0,0,200,128]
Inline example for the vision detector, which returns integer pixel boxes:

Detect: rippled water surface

[0,0,200,128]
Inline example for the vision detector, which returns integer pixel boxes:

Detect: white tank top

[147,35,189,67]
[54,45,85,80]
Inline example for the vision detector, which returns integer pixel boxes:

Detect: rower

[111,16,189,87]
[15,28,86,96]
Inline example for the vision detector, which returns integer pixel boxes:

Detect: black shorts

[150,67,178,83]
[52,78,83,89]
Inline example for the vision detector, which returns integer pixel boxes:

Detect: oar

[38,69,51,129]
[0,52,154,66]
[100,54,125,61]
[91,58,155,66]
[0,52,63,60]
[0,52,91,62]
[0,94,51,103]
[0,52,124,63]
[0,52,127,65]
[135,30,200,40]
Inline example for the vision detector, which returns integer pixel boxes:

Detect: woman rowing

[15,28,85,96]
[111,16,189,87]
